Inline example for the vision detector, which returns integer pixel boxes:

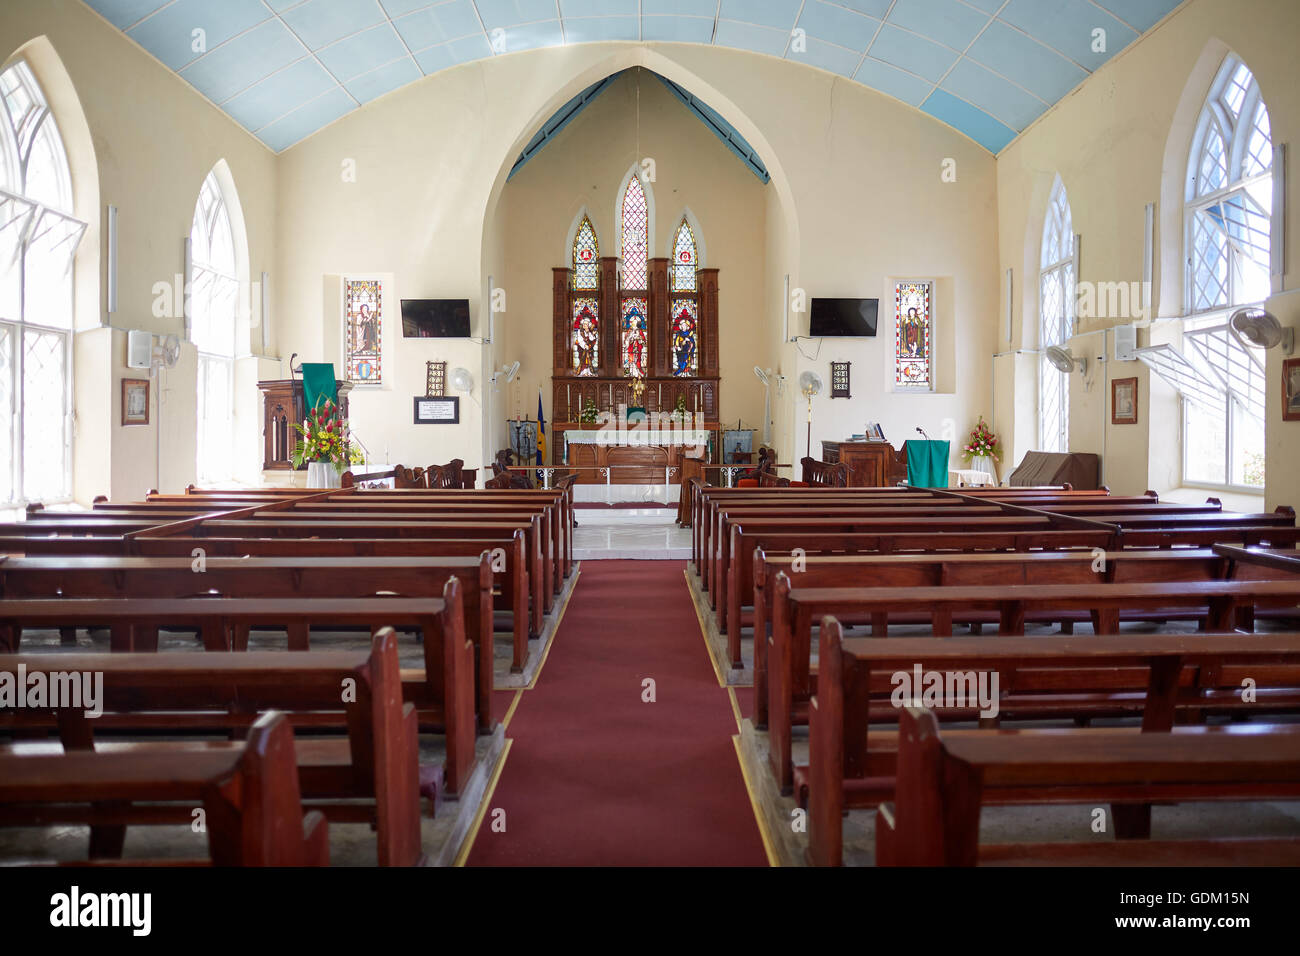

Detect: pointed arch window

[191,169,240,483]
[1175,55,1271,489]
[571,215,599,376]
[0,59,85,506]
[619,175,648,291]
[1039,176,1074,452]
[670,218,697,293]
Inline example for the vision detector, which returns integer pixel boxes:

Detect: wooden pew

[0,552,505,722]
[724,526,1119,667]
[171,516,553,621]
[0,711,329,866]
[769,574,1300,791]
[0,592,475,800]
[872,706,1300,867]
[751,546,1299,724]
[807,621,1300,865]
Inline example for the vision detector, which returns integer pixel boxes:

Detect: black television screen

[809,298,878,337]
[401,299,471,337]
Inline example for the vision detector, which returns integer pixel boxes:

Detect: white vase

[307,461,341,489]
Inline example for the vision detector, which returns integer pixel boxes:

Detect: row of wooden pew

[0,483,576,866]
[684,480,1300,865]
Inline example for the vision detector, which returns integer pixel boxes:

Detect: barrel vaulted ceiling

[79,0,1185,154]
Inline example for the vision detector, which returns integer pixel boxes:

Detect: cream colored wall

[277,43,996,475]
[996,0,1299,503]
[499,70,769,447]
[0,0,277,502]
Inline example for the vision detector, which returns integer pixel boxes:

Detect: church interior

[2,0,1300,890]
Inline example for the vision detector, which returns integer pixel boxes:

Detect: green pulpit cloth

[301,363,337,415]
[905,439,949,488]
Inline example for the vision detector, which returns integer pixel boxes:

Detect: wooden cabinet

[258,379,353,471]
[821,440,908,487]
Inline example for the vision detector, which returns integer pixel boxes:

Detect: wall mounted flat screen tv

[401,299,471,337]
[809,298,878,337]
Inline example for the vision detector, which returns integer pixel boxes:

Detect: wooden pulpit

[258,378,353,470]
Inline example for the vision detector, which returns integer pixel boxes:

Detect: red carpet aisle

[467,561,768,866]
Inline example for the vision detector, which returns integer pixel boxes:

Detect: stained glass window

[572,215,599,290]
[572,297,599,376]
[620,175,648,290]
[345,278,383,385]
[671,218,696,292]
[669,299,698,377]
[894,282,931,390]
[1039,176,1073,452]
[621,298,648,378]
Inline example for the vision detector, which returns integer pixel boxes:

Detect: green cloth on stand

[301,363,337,415]
[905,439,950,488]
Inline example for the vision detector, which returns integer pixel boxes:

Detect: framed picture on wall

[1111,377,1138,425]
[121,378,149,426]
[1284,358,1300,422]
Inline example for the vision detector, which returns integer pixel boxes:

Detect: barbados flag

[536,390,546,465]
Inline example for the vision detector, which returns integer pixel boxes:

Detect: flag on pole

[536,390,546,465]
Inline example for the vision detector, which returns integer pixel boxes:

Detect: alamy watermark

[0,665,103,718]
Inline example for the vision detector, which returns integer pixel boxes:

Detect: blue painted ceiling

[80,0,1185,154]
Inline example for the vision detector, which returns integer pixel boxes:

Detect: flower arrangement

[291,398,354,472]
[578,398,598,424]
[668,393,688,423]
[962,416,1000,463]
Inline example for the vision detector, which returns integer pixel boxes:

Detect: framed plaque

[413,396,459,424]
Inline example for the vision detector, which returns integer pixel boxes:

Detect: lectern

[258,378,353,471]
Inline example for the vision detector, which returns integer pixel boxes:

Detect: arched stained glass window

[670,218,696,292]
[572,215,599,290]
[571,215,599,376]
[620,175,648,290]
[670,299,698,377]
[0,59,85,505]
[621,298,647,378]
[1039,176,1073,452]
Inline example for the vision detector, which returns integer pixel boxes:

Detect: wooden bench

[807,620,1300,865]
[751,546,1300,724]
[769,574,1300,791]
[0,553,496,738]
[0,592,474,801]
[0,710,329,866]
[722,526,1120,666]
[872,705,1300,867]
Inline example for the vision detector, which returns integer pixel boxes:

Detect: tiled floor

[573,509,691,560]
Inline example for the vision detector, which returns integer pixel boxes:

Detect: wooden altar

[258,378,353,471]
[821,439,909,487]
[550,243,722,480]
[557,422,720,482]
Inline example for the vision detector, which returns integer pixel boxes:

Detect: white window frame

[0,59,83,507]
[1179,55,1272,492]
[191,170,239,485]
[1038,177,1073,452]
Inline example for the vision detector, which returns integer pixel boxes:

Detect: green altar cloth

[904,439,949,488]
[301,363,337,415]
